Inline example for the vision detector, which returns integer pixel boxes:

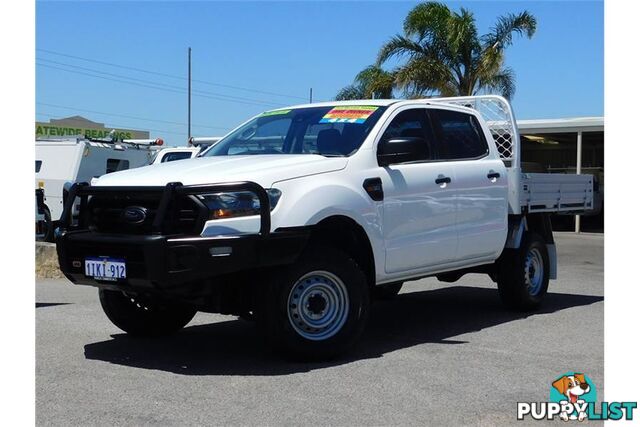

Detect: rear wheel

[497,233,550,310]
[99,289,197,336]
[258,246,370,361]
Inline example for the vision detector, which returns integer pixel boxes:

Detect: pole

[188,47,192,142]
[575,130,583,233]
[309,88,313,104]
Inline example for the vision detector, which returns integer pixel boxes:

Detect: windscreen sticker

[260,109,291,117]
[319,106,379,124]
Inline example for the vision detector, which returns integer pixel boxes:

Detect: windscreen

[203,105,387,157]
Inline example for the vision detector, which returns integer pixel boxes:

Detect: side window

[36,160,42,173]
[228,117,292,155]
[379,108,434,162]
[161,152,192,163]
[430,109,489,160]
[106,159,130,174]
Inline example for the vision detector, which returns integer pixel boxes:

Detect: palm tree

[376,1,536,99]
[335,65,395,100]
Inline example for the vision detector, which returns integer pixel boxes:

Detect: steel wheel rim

[287,271,349,341]
[524,247,544,296]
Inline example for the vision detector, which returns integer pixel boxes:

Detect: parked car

[150,147,200,164]
[56,96,594,360]
[149,137,222,164]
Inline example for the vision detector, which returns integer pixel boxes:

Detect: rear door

[379,107,458,273]
[429,108,508,262]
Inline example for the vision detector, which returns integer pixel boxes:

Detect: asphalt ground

[36,232,603,426]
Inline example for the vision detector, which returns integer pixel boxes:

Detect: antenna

[188,47,192,140]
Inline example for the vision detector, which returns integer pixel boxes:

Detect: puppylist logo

[517,372,637,421]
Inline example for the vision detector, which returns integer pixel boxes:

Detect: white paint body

[95,99,509,284]
[94,97,592,285]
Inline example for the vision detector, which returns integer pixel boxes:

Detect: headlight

[197,188,281,220]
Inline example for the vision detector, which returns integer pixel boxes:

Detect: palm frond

[335,85,365,101]
[403,1,452,41]
[377,35,430,66]
[483,11,537,51]
[393,57,454,97]
[447,8,478,56]
[355,65,396,99]
[478,67,516,99]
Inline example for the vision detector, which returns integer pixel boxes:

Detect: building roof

[517,117,604,134]
[48,115,105,127]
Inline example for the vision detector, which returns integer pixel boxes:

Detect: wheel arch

[305,215,377,290]
[506,213,557,280]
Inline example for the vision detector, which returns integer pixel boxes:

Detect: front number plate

[85,257,126,281]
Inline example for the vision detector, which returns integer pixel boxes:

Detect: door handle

[435,176,451,185]
[487,171,501,180]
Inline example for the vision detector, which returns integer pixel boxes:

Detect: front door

[379,107,458,274]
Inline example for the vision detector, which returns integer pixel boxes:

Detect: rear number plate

[85,257,126,281]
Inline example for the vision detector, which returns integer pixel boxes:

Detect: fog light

[209,246,232,257]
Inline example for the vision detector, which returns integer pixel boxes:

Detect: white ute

[56,96,594,360]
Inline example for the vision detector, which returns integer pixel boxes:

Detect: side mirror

[377,136,426,166]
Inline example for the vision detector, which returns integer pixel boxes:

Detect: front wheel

[99,289,197,336]
[497,233,550,310]
[258,246,370,361]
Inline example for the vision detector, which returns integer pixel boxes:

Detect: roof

[48,115,105,127]
[265,100,604,134]
[517,117,604,134]
[271,99,399,111]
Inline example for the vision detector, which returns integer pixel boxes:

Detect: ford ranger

[56,96,594,360]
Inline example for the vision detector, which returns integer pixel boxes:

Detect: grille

[87,192,206,236]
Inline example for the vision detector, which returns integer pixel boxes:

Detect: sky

[36,1,604,146]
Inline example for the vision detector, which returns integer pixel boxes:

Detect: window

[430,109,489,160]
[226,117,292,155]
[161,152,193,163]
[36,160,42,173]
[379,108,434,162]
[204,106,387,157]
[106,159,130,174]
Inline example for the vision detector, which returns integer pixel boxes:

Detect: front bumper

[57,229,309,294]
[55,180,309,297]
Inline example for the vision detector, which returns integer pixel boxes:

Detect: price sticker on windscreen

[319,106,379,124]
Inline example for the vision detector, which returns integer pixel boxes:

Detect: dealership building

[35,116,149,140]
[518,116,604,232]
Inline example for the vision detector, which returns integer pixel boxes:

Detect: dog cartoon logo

[550,372,597,421]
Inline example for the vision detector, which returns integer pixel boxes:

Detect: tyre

[99,289,197,336]
[373,282,403,300]
[497,232,550,310]
[258,245,370,361]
